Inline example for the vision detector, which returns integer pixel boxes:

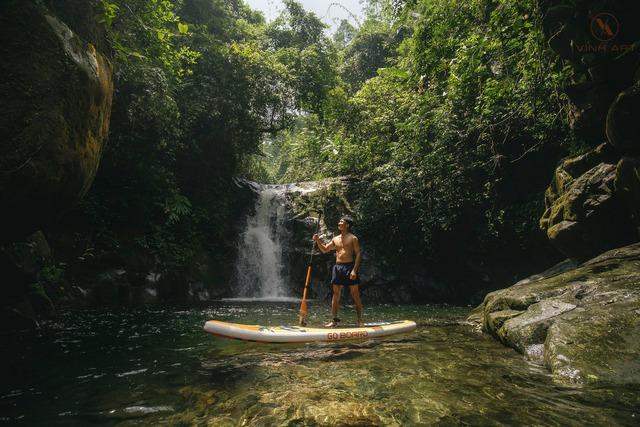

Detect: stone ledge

[470,242,640,385]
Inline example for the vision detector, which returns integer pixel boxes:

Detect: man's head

[338,215,354,231]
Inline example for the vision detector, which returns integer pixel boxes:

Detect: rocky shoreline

[468,242,640,386]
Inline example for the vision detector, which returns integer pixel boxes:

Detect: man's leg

[349,285,364,326]
[330,284,342,321]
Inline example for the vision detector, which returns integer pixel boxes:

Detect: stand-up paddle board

[203,320,416,343]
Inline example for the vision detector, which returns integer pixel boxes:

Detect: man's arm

[313,234,335,254]
[350,236,362,278]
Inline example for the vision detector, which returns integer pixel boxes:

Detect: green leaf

[178,22,189,34]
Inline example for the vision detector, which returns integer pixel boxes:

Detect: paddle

[298,211,322,326]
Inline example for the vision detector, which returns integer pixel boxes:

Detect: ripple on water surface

[0,302,638,425]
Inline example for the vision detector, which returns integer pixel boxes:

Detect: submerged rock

[471,242,640,386]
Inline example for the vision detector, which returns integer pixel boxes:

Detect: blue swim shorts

[331,262,360,286]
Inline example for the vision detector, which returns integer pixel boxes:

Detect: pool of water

[1,302,638,425]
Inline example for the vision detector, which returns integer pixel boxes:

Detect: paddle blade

[298,299,308,326]
[298,315,307,327]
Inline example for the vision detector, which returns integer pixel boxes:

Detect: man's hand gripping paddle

[298,211,322,326]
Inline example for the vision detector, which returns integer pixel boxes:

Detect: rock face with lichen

[476,1,640,384]
[538,1,640,260]
[0,0,114,242]
[469,242,640,386]
[539,144,637,261]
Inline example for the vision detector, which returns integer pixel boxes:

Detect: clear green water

[1,302,638,426]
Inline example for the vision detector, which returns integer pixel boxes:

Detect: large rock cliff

[0,0,113,242]
[0,0,114,329]
[539,0,640,260]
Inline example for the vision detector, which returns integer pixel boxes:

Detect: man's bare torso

[333,233,356,263]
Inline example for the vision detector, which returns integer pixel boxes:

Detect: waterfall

[234,185,291,299]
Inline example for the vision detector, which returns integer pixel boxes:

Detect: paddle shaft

[299,211,322,325]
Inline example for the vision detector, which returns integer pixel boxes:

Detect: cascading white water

[234,185,291,299]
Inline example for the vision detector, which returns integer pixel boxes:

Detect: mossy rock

[26,282,54,316]
[471,242,640,385]
[540,145,636,260]
[545,302,640,385]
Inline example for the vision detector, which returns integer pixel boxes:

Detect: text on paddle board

[327,331,368,340]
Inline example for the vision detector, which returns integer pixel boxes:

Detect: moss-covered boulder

[470,242,640,386]
[539,1,640,261]
[539,144,637,261]
[0,0,113,242]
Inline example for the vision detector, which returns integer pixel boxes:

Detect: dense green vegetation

[248,0,585,284]
[67,0,584,295]
[72,0,338,274]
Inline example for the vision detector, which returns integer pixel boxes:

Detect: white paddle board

[203,319,417,343]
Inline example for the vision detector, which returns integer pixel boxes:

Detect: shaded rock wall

[283,177,447,304]
[0,231,55,331]
[539,1,640,260]
[542,1,640,144]
[0,0,114,242]
[0,0,114,330]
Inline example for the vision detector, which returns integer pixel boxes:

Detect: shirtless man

[313,216,363,327]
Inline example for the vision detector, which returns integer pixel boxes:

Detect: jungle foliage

[252,0,584,281]
[80,0,582,288]
[78,0,327,271]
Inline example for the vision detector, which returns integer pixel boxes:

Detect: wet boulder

[471,242,640,386]
[0,0,114,242]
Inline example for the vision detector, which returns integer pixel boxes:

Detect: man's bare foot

[324,318,340,328]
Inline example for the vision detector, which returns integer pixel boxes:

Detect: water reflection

[0,302,637,425]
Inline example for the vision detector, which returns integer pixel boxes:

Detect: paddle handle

[301,265,312,301]
[308,211,322,266]
[299,212,322,325]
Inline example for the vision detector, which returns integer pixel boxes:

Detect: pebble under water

[1,302,638,426]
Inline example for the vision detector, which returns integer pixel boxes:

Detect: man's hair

[341,215,354,227]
